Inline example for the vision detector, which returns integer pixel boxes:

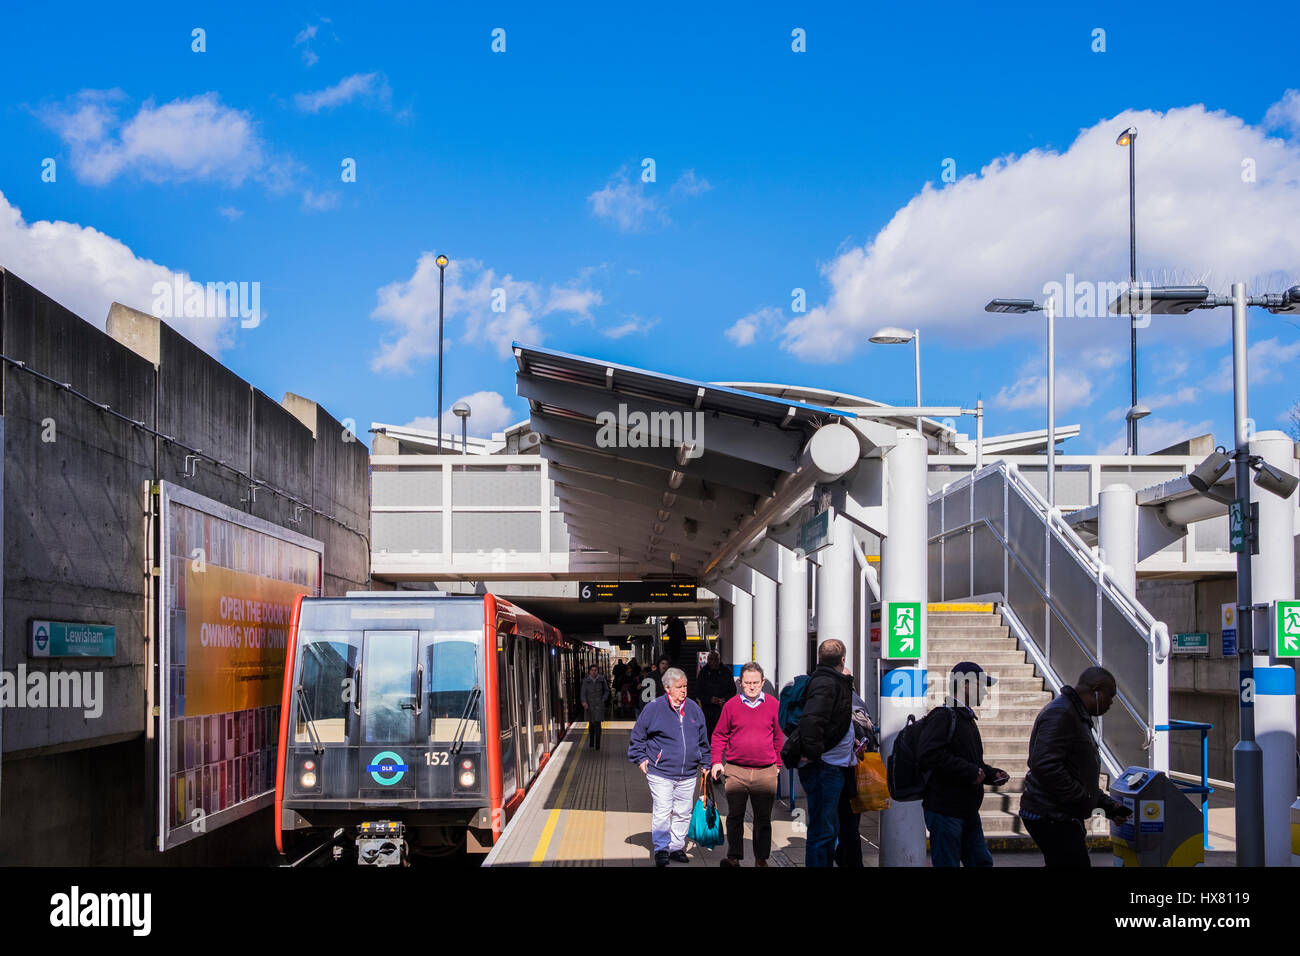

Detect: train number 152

[425,751,450,766]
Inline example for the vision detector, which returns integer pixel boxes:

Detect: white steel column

[1249,430,1298,866]
[1097,484,1137,596]
[752,570,777,685]
[816,513,856,675]
[730,585,753,675]
[777,545,808,689]
[880,429,929,867]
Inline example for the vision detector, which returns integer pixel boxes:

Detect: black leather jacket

[796,665,853,761]
[1020,685,1120,821]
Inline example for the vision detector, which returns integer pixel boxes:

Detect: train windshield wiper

[449,686,481,755]
[296,684,325,755]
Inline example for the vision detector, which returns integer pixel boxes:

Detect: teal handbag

[688,771,725,848]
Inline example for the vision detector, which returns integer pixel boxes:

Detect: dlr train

[275,591,607,864]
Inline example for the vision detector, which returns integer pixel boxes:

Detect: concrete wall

[0,270,370,864]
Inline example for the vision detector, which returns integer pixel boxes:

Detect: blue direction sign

[30,621,116,657]
[799,507,834,556]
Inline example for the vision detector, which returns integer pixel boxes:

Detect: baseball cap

[950,661,997,685]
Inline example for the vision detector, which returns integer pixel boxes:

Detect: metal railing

[928,461,1170,775]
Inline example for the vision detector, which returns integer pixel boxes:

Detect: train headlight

[459,770,475,788]
[301,771,318,788]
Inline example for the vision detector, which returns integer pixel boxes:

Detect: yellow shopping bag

[850,751,890,813]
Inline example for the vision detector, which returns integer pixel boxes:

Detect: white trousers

[647,774,697,853]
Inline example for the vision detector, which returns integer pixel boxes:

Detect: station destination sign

[30,620,116,657]
[579,581,696,603]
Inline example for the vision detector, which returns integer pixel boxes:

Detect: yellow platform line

[529,726,588,866]
[928,602,993,612]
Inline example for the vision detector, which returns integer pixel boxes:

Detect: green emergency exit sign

[1276,601,1300,658]
[885,602,921,659]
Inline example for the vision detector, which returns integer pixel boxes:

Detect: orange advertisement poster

[183,565,311,716]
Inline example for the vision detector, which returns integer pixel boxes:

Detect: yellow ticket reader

[1110,767,1204,867]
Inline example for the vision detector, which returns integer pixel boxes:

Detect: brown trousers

[723,763,779,861]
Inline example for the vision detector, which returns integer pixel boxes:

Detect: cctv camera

[1188,450,1232,495]
[1252,461,1299,500]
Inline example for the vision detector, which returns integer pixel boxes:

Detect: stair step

[928,614,1004,627]
[928,625,1011,637]
[927,661,1039,678]
[927,649,1031,664]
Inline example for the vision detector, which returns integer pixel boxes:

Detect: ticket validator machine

[1109,767,1204,867]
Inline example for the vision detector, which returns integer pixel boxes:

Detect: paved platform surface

[483,721,1238,867]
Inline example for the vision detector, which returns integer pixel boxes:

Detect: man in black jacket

[918,662,1009,867]
[794,639,855,868]
[695,650,737,736]
[1019,666,1132,867]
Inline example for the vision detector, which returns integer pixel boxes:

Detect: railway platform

[483,720,881,867]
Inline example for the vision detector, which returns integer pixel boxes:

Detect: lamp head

[1116,127,1137,147]
[984,299,1039,314]
[1266,285,1300,315]
[452,400,471,419]
[869,326,915,344]
[1110,285,1210,315]
[1125,404,1152,423]
[435,254,449,269]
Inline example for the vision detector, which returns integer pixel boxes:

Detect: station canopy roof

[514,343,857,578]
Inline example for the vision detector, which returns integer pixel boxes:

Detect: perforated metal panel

[372,469,441,507]
[373,512,442,552]
[452,512,541,553]
[452,466,540,506]
[1195,514,1229,552]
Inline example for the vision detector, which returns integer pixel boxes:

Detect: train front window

[295,633,360,744]
[423,632,482,744]
[362,631,418,744]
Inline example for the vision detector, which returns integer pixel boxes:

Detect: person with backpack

[917,662,1010,867]
[782,638,855,868]
[709,662,783,867]
[835,690,875,867]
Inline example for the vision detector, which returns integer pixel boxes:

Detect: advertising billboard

[155,482,323,851]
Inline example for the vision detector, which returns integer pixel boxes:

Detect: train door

[498,631,520,796]
[540,647,554,753]
[358,630,418,798]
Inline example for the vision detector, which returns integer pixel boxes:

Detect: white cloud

[405,390,518,438]
[43,91,270,187]
[588,168,664,232]
[1097,417,1215,455]
[671,169,712,197]
[1144,385,1199,409]
[1209,336,1300,391]
[0,191,232,354]
[602,315,657,339]
[992,368,1094,412]
[301,189,340,212]
[217,206,243,221]
[1081,346,1122,370]
[370,254,602,370]
[1264,89,1300,136]
[725,306,783,347]
[293,72,391,113]
[294,23,321,66]
[780,101,1300,362]
[1156,356,1190,382]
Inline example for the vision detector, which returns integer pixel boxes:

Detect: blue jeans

[798,760,845,868]
[924,809,993,867]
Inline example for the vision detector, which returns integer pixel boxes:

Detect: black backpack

[886,707,956,801]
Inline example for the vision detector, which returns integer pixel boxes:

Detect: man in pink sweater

[709,662,785,867]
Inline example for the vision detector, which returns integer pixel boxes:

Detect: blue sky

[3,1,1300,453]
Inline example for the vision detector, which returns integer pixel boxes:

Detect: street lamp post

[1116,127,1139,454]
[869,327,921,431]
[435,254,449,453]
[1113,280,1300,867]
[452,400,471,455]
[984,298,1057,507]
